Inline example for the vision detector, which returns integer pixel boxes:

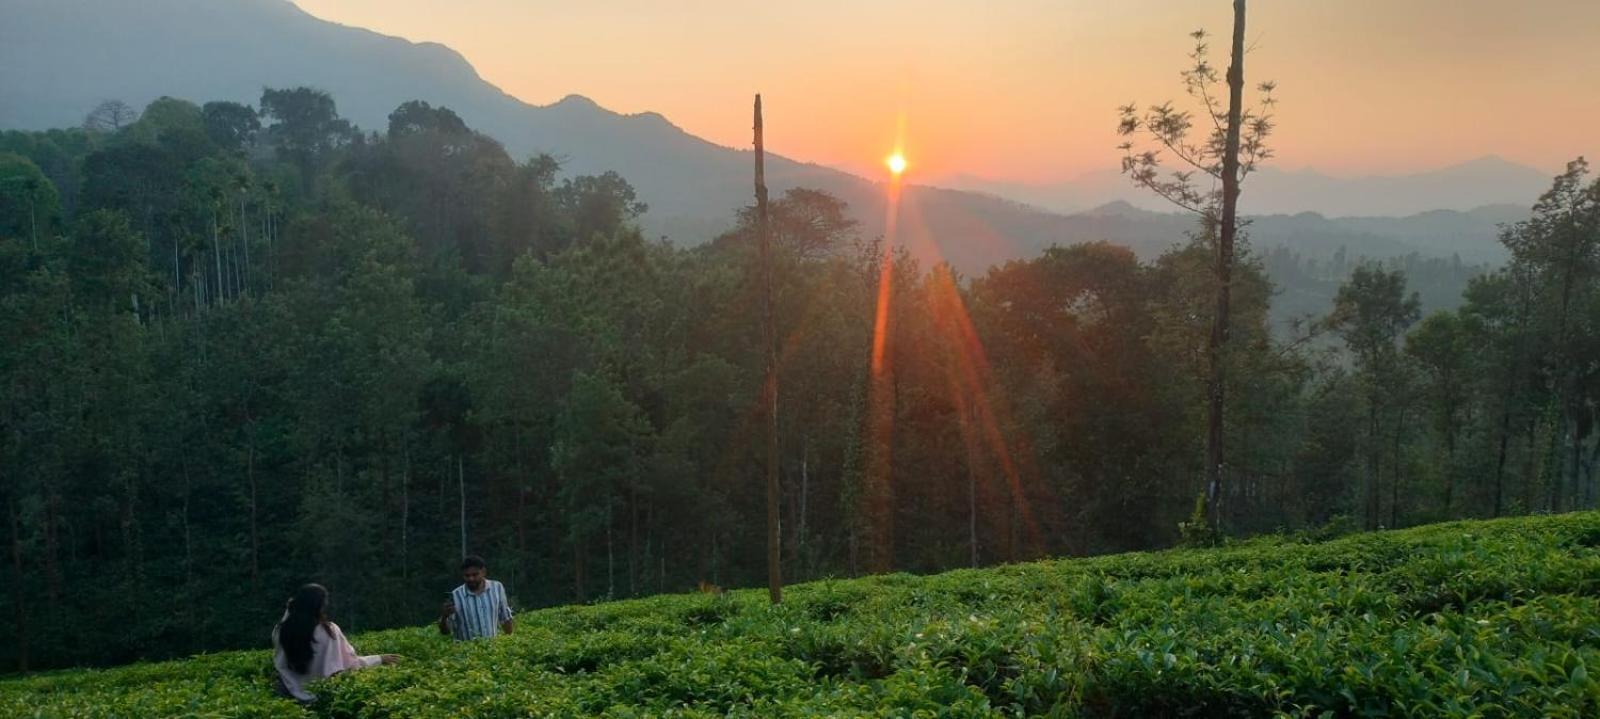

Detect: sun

[886,153,907,176]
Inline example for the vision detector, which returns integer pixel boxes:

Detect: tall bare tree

[83,100,137,133]
[1116,0,1276,531]
[754,94,782,603]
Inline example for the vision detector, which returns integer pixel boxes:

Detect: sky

[292,0,1600,184]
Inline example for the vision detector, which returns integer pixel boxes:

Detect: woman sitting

[271,583,399,702]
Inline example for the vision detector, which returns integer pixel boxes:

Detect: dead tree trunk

[401,443,410,581]
[606,500,615,599]
[239,195,251,297]
[1390,406,1405,528]
[212,213,224,305]
[798,439,809,579]
[8,499,28,672]
[458,455,467,557]
[248,433,260,590]
[44,489,61,604]
[628,482,640,597]
[754,94,783,604]
[573,535,587,603]
[1367,403,1382,529]
[1442,411,1458,515]
[515,429,527,556]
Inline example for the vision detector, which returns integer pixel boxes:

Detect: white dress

[271,619,382,702]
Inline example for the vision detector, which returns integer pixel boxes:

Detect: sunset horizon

[2,2,1597,714]
[293,0,1599,183]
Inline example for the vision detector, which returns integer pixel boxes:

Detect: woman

[271,583,399,702]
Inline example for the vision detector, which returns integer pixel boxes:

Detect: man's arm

[498,583,514,635]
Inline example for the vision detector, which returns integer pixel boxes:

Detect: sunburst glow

[886,153,907,175]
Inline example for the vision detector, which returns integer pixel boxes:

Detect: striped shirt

[447,580,513,640]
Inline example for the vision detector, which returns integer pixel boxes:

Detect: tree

[345,100,517,271]
[1458,270,1536,517]
[1115,1,1276,531]
[128,98,209,152]
[1145,240,1297,533]
[551,371,652,601]
[386,100,470,138]
[490,154,567,270]
[1330,264,1421,528]
[1499,158,1599,512]
[66,209,149,313]
[973,242,1181,552]
[753,94,782,604]
[259,87,354,191]
[726,188,858,263]
[83,100,137,133]
[0,153,61,249]
[202,102,261,152]
[1406,311,1472,514]
[557,172,648,243]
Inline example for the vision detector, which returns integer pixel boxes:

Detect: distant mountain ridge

[0,0,1529,275]
[940,155,1553,219]
[1044,200,1520,265]
[0,0,850,242]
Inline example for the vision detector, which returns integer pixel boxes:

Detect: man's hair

[461,554,487,571]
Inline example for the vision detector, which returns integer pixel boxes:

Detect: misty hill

[1067,200,1522,265]
[1,0,1522,278]
[0,0,1011,262]
[943,156,1554,219]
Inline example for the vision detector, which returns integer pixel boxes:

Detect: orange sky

[293,0,1599,183]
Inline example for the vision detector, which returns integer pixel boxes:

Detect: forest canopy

[0,90,1595,672]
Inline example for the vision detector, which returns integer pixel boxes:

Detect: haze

[293,0,1600,183]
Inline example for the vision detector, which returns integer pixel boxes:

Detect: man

[438,555,514,640]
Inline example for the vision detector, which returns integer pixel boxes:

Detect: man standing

[438,555,514,640]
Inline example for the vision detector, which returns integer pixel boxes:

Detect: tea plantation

[3,513,1597,718]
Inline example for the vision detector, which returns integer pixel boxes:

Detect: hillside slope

[0,0,1106,260]
[3,513,1597,717]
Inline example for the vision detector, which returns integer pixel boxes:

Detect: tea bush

[3,512,1596,717]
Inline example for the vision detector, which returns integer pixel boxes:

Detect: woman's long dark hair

[277,584,333,674]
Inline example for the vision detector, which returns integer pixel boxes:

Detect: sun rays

[856,115,1044,566]
[720,109,1047,572]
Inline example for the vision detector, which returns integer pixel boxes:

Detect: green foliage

[203,101,263,152]
[1331,264,1422,364]
[0,127,96,215]
[65,209,150,308]
[4,86,1598,683]
[557,171,649,244]
[0,152,61,245]
[2,513,1596,717]
[1177,494,1220,547]
[721,187,860,263]
[260,87,354,190]
[126,97,209,155]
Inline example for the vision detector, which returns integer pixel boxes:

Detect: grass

[3,512,1597,717]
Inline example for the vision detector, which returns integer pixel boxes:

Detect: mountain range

[939,155,1553,219]
[0,0,1544,274]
